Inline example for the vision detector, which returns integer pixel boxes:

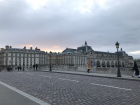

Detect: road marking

[0,81,50,105]
[39,75,52,78]
[26,73,34,75]
[91,83,132,91]
[58,78,79,82]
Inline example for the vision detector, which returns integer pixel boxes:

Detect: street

[0,71,139,105]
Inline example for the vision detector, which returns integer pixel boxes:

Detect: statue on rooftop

[85,41,87,45]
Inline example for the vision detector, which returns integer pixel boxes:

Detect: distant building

[59,41,133,67]
[0,45,47,70]
[0,42,134,71]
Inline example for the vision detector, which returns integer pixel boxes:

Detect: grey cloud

[0,0,140,58]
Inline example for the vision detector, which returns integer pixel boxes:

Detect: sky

[0,0,140,58]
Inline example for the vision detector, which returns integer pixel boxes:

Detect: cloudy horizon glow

[0,0,140,58]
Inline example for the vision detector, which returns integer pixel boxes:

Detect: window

[97,61,100,67]
[15,62,17,66]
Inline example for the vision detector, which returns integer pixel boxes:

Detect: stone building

[0,42,134,72]
[45,41,134,75]
[0,45,47,70]
[47,41,133,68]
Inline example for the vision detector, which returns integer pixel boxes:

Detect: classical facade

[47,41,134,68]
[0,42,134,71]
[0,45,47,70]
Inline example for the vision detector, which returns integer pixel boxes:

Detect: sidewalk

[0,81,50,105]
[0,83,39,105]
[42,70,140,81]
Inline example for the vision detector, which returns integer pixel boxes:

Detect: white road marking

[39,75,52,78]
[26,73,34,75]
[91,83,132,91]
[26,73,52,78]
[58,78,79,82]
[0,81,50,105]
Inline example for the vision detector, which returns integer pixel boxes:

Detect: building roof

[62,48,76,54]
[77,41,93,53]
[94,51,121,55]
[61,41,130,57]
[3,48,45,53]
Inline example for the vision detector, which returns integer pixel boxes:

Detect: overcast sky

[0,0,140,58]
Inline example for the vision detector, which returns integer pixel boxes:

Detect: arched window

[107,61,110,67]
[102,61,105,67]
[97,61,100,67]
[111,61,114,67]
[119,61,121,67]
[115,61,117,67]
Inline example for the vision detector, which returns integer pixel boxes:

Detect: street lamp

[115,42,121,77]
[50,51,52,71]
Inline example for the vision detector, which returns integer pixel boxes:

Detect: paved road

[0,71,139,105]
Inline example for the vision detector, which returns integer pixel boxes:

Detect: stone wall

[6,65,133,76]
[38,65,133,76]
[92,67,133,76]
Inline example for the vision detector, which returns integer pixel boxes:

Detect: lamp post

[50,51,52,71]
[115,42,121,77]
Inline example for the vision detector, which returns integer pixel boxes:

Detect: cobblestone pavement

[0,71,140,105]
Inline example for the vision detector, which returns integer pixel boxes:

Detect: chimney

[24,46,26,49]
[10,46,12,48]
[35,47,37,50]
[30,47,32,50]
[5,45,9,49]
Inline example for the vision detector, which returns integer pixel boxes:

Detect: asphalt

[42,70,140,81]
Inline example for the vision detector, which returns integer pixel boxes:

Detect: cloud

[53,45,60,48]
[0,0,140,58]
[26,0,49,9]
[129,51,140,55]
[22,44,33,47]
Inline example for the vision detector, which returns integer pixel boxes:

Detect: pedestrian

[87,63,90,73]
[18,66,20,71]
[19,66,21,71]
[132,61,139,77]
[35,64,38,71]
[33,64,35,71]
